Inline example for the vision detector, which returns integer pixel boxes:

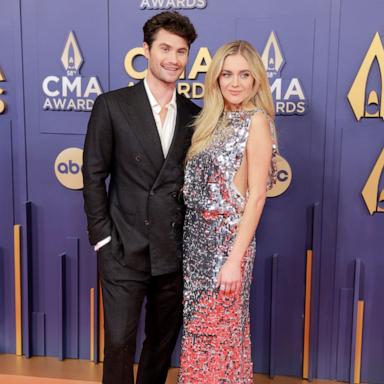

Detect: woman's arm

[217,111,273,294]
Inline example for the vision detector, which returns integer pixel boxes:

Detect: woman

[178,40,278,383]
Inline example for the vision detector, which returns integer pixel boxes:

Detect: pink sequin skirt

[178,209,255,383]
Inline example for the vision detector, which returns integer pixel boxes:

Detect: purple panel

[28,199,43,357]
[361,259,384,383]
[309,202,321,381]
[336,288,353,381]
[22,201,32,357]
[269,254,279,378]
[91,285,97,363]
[57,253,65,360]
[0,121,15,353]
[94,290,98,364]
[2,0,30,357]
[0,0,27,356]
[315,0,344,378]
[349,260,362,384]
[64,237,79,358]
[31,312,45,356]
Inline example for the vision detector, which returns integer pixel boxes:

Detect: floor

[0,354,341,383]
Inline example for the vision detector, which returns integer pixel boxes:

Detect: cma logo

[267,154,292,198]
[348,33,384,121]
[125,47,210,99]
[42,31,103,111]
[54,147,83,190]
[361,149,384,215]
[0,66,6,114]
[261,31,307,116]
[139,0,207,9]
[124,32,307,110]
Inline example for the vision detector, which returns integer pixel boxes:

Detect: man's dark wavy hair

[143,11,197,49]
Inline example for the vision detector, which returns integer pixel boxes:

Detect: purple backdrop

[0,0,383,382]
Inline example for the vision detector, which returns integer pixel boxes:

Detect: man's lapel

[152,94,190,188]
[118,81,164,172]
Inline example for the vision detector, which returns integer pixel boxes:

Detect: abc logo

[54,147,83,190]
[267,154,292,197]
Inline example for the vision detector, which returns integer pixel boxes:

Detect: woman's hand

[217,258,242,294]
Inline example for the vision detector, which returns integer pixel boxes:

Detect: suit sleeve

[82,95,113,245]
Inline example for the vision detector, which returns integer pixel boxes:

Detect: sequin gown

[178,109,277,384]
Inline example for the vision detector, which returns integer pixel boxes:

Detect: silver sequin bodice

[184,110,256,215]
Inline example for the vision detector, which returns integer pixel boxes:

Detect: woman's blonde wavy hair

[187,40,275,160]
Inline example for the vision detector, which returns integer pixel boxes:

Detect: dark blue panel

[336,288,353,381]
[269,254,279,378]
[22,201,33,357]
[64,237,79,358]
[58,253,65,360]
[0,121,15,353]
[0,0,27,356]
[350,260,362,384]
[31,312,46,356]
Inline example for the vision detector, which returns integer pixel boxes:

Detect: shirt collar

[144,78,176,114]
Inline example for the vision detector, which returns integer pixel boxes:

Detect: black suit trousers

[98,244,183,384]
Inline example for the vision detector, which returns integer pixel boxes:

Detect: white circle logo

[267,154,292,197]
[54,147,83,190]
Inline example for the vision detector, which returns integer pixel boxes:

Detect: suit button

[171,192,177,198]
[149,191,155,196]
[135,154,141,162]
[144,219,150,226]
[171,222,175,228]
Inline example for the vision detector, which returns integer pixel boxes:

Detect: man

[82,11,199,384]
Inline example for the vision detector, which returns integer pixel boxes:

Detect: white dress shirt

[94,79,178,251]
[143,78,177,157]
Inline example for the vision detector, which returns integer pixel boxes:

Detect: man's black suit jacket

[83,81,200,275]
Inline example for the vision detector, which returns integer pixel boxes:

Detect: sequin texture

[178,109,278,383]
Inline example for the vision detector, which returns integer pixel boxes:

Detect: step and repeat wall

[0,0,383,382]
